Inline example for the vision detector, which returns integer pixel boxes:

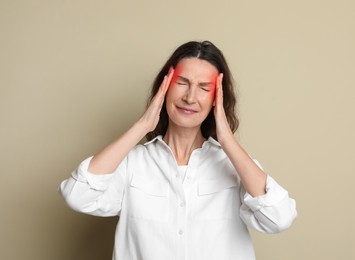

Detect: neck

[163,126,205,165]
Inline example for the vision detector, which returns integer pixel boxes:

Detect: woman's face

[165,57,219,130]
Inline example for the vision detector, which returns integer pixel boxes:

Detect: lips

[176,106,198,114]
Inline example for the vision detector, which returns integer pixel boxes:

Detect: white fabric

[59,136,297,260]
[177,165,188,183]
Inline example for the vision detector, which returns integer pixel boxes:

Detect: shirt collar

[144,135,164,146]
[207,136,221,147]
[144,135,221,148]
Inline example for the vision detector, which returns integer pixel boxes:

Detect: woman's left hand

[214,73,267,196]
[214,73,234,144]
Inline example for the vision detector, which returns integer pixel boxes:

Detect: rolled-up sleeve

[239,175,297,233]
[59,156,126,217]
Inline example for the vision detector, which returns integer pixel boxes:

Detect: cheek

[165,87,180,109]
[165,89,173,106]
[166,85,177,99]
[200,92,215,106]
[210,88,216,99]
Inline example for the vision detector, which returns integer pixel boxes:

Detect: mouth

[176,106,198,114]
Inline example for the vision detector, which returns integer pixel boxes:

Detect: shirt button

[186,176,191,180]
[178,230,183,235]
[180,202,185,207]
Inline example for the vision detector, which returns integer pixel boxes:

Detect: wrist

[217,130,235,147]
[132,119,151,139]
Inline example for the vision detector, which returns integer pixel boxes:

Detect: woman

[60,41,297,260]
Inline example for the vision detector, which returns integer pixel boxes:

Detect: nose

[183,86,197,104]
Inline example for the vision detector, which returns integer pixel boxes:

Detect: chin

[168,117,204,130]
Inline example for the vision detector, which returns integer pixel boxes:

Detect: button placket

[176,181,187,260]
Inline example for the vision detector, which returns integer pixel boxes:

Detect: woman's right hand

[139,67,174,133]
[88,67,174,174]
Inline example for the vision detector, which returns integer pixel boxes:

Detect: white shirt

[59,136,297,260]
[177,165,188,183]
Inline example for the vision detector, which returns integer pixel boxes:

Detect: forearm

[88,120,148,174]
[219,133,267,197]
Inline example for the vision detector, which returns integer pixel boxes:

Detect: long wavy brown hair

[145,40,238,141]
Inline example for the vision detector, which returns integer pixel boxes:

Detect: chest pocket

[128,175,170,222]
[195,177,238,220]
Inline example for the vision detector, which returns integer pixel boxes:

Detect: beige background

[1,0,354,259]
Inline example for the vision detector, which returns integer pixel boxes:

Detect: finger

[163,67,174,93]
[152,67,175,110]
[216,73,223,106]
[157,67,173,94]
[215,73,221,96]
[157,70,171,102]
[159,75,168,91]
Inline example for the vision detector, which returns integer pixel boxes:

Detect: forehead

[175,58,219,80]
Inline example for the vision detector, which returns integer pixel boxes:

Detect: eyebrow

[177,76,213,87]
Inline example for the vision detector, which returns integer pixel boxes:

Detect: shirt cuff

[243,175,289,212]
[71,156,115,191]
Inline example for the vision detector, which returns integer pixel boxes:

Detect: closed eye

[198,82,213,92]
[176,76,189,85]
[177,82,187,85]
